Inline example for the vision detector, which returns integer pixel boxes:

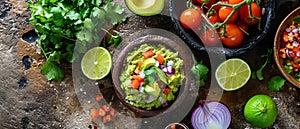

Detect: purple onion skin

[191,101,231,129]
[166,68,176,75]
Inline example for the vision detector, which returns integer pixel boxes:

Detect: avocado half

[125,0,164,16]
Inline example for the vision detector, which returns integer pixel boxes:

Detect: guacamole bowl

[112,29,198,118]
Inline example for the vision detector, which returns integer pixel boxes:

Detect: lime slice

[81,47,112,80]
[215,58,251,91]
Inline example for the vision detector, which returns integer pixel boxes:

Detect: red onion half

[191,101,231,129]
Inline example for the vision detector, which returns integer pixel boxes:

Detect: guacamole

[119,44,185,110]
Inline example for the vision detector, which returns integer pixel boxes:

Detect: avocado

[144,82,161,98]
[140,58,156,70]
[125,0,165,16]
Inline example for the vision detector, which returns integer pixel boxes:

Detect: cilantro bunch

[28,0,126,81]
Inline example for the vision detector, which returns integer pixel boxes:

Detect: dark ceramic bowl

[274,7,300,87]
[169,0,276,56]
[112,29,198,117]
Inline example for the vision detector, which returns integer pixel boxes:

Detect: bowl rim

[111,28,198,118]
[274,6,300,88]
[168,0,276,56]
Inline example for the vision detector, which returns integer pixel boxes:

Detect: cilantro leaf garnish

[268,76,286,91]
[40,61,64,82]
[252,49,273,80]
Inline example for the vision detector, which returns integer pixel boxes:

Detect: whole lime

[244,94,278,128]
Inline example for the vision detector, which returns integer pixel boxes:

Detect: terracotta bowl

[274,7,300,87]
[169,0,276,56]
[112,29,198,117]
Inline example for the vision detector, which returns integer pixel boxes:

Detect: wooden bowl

[169,0,276,56]
[274,7,300,87]
[112,29,198,118]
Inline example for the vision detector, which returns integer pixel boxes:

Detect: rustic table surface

[0,0,299,129]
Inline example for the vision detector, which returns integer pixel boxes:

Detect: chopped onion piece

[293,41,299,47]
[139,85,144,92]
[292,29,299,33]
[162,67,168,72]
[167,66,172,73]
[167,60,174,67]
[140,71,145,78]
[159,65,164,69]
[286,27,291,32]
[162,102,169,107]
[159,97,165,103]
[155,60,159,67]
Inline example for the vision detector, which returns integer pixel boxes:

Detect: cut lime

[81,47,112,80]
[215,58,251,91]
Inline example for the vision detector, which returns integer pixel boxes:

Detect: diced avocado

[144,82,161,98]
[140,58,156,70]
[125,0,164,16]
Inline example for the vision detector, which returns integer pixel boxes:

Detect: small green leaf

[268,76,286,91]
[66,10,80,20]
[77,0,84,6]
[41,61,64,81]
[91,7,105,19]
[293,17,300,24]
[154,67,168,84]
[48,51,61,64]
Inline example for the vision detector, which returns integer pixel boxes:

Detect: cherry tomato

[237,20,249,35]
[207,12,221,24]
[180,8,201,29]
[197,0,216,8]
[218,6,238,23]
[228,0,243,4]
[219,24,244,47]
[213,0,228,11]
[200,29,219,46]
[239,2,262,25]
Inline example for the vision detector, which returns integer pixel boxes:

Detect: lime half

[81,47,112,80]
[215,58,251,91]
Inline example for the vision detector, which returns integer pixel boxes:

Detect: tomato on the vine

[219,6,238,23]
[239,2,262,25]
[180,8,202,29]
[197,0,215,8]
[200,29,219,46]
[207,12,221,24]
[228,0,243,4]
[219,24,244,47]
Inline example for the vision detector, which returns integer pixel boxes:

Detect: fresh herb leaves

[40,61,64,82]
[191,61,209,87]
[144,67,168,85]
[268,76,286,91]
[28,0,127,81]
[252,49,273,80]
